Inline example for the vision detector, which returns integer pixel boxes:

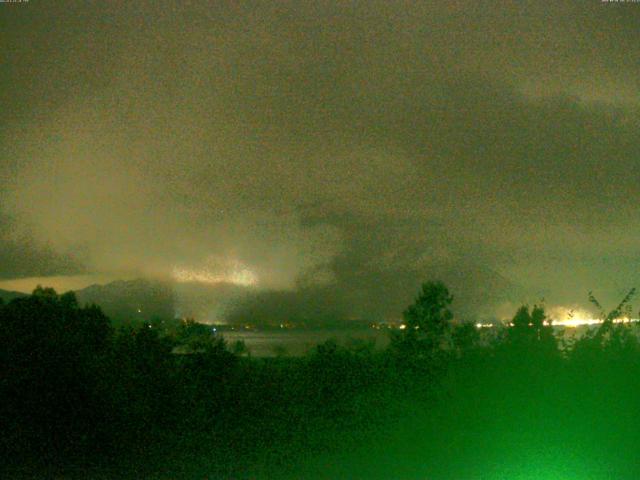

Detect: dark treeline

[1,282,640,479]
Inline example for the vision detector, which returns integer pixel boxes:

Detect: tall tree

[392,281,454,359]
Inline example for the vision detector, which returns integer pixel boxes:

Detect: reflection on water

[219,329,390,357]
[217,324,614,357]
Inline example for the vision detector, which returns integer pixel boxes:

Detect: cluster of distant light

[475,317,639,329]
[556,317,638,328]
[172,263,258,287]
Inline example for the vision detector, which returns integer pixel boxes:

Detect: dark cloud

[2,1,640,315]
[0,215,85,279]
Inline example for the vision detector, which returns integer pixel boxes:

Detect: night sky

[1,1,640,321]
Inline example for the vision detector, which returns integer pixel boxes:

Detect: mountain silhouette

[74,278,175,325]
[0,288,27,304]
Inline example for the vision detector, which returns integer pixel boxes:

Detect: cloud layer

[2,1,640,315]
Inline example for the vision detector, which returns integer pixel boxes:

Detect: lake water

[219,329,391,357]
[215,324,612,357]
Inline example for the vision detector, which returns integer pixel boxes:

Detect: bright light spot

[539,305,637,328]
[399,324,406,330]
[559,317,602,328]
[475,323,495,329]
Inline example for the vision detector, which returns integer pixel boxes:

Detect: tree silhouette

[0,287,114,465]
[391,281,454,360]
[504,304,557,363]
[573,288,638,359]
[590,288,635,338]
[452,321,481,356]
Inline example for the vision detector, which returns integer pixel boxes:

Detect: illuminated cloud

[172,257,258,287]
[2,1,640,316]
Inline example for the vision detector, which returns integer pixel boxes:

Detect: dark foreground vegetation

[2,283,640,479]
